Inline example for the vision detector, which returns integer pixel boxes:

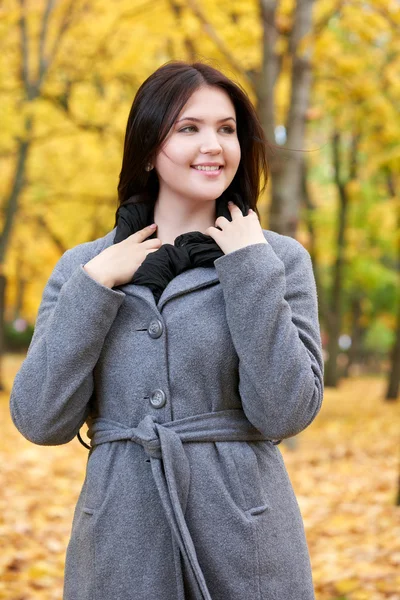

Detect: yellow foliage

[1,0,400,331]
[277,0,295,18]
[334,578,360,594]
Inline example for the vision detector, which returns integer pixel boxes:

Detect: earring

[145,163,153,172]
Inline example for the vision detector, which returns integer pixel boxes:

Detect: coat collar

[100,227,220,312]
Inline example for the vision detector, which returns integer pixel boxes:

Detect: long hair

[114,60,270,226]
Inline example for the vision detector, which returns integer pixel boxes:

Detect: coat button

[148,319,163,339]
[149,389,166,409]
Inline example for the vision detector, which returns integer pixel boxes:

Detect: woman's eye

[178,125,236,134]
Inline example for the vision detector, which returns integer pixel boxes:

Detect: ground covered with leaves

[1,354,399,599]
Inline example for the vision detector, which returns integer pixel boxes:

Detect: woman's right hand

[83,224,161,288]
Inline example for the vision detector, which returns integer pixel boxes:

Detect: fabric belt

[87,409,281,600]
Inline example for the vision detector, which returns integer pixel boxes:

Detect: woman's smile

[190,165,224,177]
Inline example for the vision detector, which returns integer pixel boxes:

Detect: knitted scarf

[113,191,249,304]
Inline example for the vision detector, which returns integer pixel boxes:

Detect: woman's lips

[190,166,224,177]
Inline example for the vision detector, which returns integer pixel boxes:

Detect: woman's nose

[199,131,222,153]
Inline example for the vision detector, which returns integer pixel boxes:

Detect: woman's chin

[188,178,227,196]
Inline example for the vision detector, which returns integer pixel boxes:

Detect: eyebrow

[176,116,236,124]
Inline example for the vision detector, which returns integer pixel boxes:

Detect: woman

[10,60,324,600]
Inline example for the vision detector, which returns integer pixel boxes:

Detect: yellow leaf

[334,578,360,593]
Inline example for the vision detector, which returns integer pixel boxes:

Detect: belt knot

[85,409,274,600]
[87,414,174,459]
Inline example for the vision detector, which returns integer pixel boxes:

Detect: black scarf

[113,192,249,304]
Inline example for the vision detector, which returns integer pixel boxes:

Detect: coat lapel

[99,227,220,312]
[156,267,220,310]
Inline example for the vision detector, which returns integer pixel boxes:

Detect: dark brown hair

[114,60,270,225]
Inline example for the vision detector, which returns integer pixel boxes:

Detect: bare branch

[39,91,125,142]
[185,0,252,87]
[35,214,68,254]
[17,0,31,96]
[257,0,280,137]
[313,0,345,37]
[82,1,157,76]
[38,0,56,85]
[348,132,360,181]
[0,115,33,263]
[46,0,81,76]
[367,4,400,34]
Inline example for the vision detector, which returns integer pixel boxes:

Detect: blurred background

[0,0,399,598]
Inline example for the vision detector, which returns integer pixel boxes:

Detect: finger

[204,226,222,240]
[228,202,243,216]
[132,224,158,240]
[141,238,162,248]
[215,216,230,228]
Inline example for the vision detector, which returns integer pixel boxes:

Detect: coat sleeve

[213,238,324,441]
[9,253,126,446]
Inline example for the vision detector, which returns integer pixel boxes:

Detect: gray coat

[10,226,324,600]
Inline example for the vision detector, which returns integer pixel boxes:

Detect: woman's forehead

[177,86,236,118]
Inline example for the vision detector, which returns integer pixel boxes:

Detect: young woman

[10,60,324,600]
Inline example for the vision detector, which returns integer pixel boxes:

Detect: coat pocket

[64,502,96,600]
[232,442,271,518]
[215,441,270,520]
[82,445,112,514]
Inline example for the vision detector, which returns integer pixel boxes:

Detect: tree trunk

[258,0,315,237]
[385,167,400,401]
[386,288,400,401]
[343,294,364,378]
[0,275,6,392]
[324,130,359,387]
[0,115,32,391]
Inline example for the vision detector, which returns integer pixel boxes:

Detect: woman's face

[153,86,241,204]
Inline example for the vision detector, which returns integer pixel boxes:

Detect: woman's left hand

[205,201,268,255]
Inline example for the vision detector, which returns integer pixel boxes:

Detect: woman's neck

[153,195,216,246]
